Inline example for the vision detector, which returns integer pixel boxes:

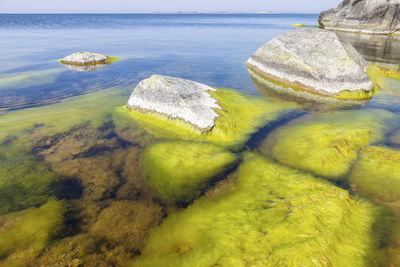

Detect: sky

[0,0,342,14]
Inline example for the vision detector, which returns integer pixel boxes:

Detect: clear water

[0,14,400,266]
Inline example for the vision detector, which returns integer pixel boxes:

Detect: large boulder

[127,75,221,132]
[246,28,374,101]
[319,0,400,35]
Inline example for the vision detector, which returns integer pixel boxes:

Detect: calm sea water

[1,14,400,266]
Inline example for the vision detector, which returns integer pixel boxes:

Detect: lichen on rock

[265,109,398,180]
[139,141,238,204]
[246,28,374,101]
[133,155,390,266]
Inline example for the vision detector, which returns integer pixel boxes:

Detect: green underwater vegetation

[139,141,238,204]
[349,146,400,205]
[133,154,390,267]
[113,88,299,150]
[0,88,126,142]
[266,109,398,180]
[0,68,64,91]
[0,199,65,267]
[0,144,63,215]
[59,56,120,66]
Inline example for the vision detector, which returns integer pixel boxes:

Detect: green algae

[0,144,63,215]
[140,141,238,204]
[133,155,389,266]
[0,199,65,266]
[112,88,298,150]
[0,88,126,142]
[267,109,398,180]
[349,146,400,205]
[0,68,64,91]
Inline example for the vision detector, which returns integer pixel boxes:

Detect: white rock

[127,75,221,131]
[246,28,373,98]
[61,52,109,65]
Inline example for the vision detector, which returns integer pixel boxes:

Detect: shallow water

[1,14,400,266]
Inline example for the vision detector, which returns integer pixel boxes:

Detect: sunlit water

[0,14,400,266]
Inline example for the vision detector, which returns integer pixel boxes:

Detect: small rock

[319,0,400,35]
[126,75,221,132]
[61,52,110,66]
[246,28,373,100]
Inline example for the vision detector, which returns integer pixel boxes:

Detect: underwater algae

[0,88,126,142]
[113,88,299,150]
[133,155,389,267]
[140,141,238,204]
[0,199,65,267]
[349,146,400,205]
[0,68,64,91]
[0,144,63,215]
[266,109,398,180]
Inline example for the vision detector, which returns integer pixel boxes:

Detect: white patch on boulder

[61,52,109,65]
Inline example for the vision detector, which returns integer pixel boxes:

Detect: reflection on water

[63,63,108,72]
[0,14,400,266]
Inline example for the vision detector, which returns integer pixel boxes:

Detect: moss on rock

[133,155,389,267]
[113,88,298,150]
[266,109,398,180]
[349,146,400,205]
[140,141,238,204]
[0,199,65,266]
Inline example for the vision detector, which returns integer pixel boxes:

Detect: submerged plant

[113,88,298,149]
[0,144,63,215]
[133,155,389,266]
[0,199,65,266]
[349,146,400,204]
[140,141,238,204]
[266,109,398,180]
[0,68,64,91]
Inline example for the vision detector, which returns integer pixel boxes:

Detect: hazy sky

[0,0,342,14]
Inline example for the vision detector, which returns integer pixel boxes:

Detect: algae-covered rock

[133,155,389,266]
[319,0,400,35]
[140,141,238,204]
[116,84,298,149]
[60,52,119,66]
[246,28,373,101]
[0,199,65,266]
[266,109,398,179]
[350,146,400,204]
[0,145,63,215]
[90,200,164,251]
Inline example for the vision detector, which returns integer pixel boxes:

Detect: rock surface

[319,0,400,35]
[61,52,110,65]
[246,28,373,99]
[127,75,221,132]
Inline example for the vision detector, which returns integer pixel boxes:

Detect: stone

[61,52,114,66]
[319,0,400,35]
[246,28,373,101]
[127,75,221,132]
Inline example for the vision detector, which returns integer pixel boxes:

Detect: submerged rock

[60,52,118,66]
[127,75,221,132]
[119,77,298,149]
[350,146,400,205]
[319,0,400,35]
[264,109,398,180]
[140,141,238,204]
[133,155,390,266]
[246,28,373,101]
[0,200,65,266]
